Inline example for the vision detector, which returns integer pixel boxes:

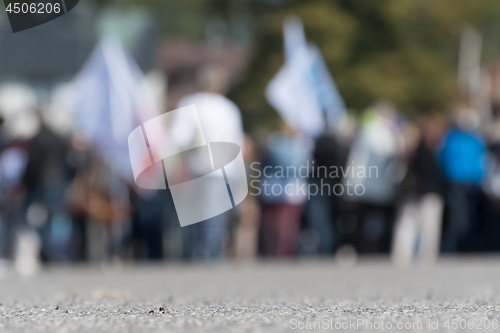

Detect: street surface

[0,257,499,332]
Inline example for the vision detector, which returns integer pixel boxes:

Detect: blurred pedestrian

[438,104,487,252]
[259,121,311,257]
[479,100,500,251]
[22,115,72,262]
[304,131,347,255]
[175,64,244,260]
[0,115,28,262]
[228,135,261,261]
[342,103,406,253]
[392,113,446,267]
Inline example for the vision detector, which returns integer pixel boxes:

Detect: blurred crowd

[0,62,499,273]
[0,24,499,274]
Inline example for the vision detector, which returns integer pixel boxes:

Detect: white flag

[71,38,160,183]
[266,16,346,137]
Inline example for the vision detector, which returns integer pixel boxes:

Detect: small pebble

[55,306,60,310]
[148,310,154,314]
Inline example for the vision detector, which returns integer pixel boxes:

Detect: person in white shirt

[175,64,245,260]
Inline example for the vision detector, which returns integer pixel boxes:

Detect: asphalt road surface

[0,257,500,332]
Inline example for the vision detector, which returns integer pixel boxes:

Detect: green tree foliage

[95,0,500,131]
[231,0,500,130]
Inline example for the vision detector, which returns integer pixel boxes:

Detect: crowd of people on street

[0,55,499,272]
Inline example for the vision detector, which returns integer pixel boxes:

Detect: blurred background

[0,0,500,275]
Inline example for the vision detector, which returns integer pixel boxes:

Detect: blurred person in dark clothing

[482,103,500,251]
[0,115,9,260]
[392,113,447,266]
[303,132,347,255]
[129,189,166,260]
[22,118,72,262]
